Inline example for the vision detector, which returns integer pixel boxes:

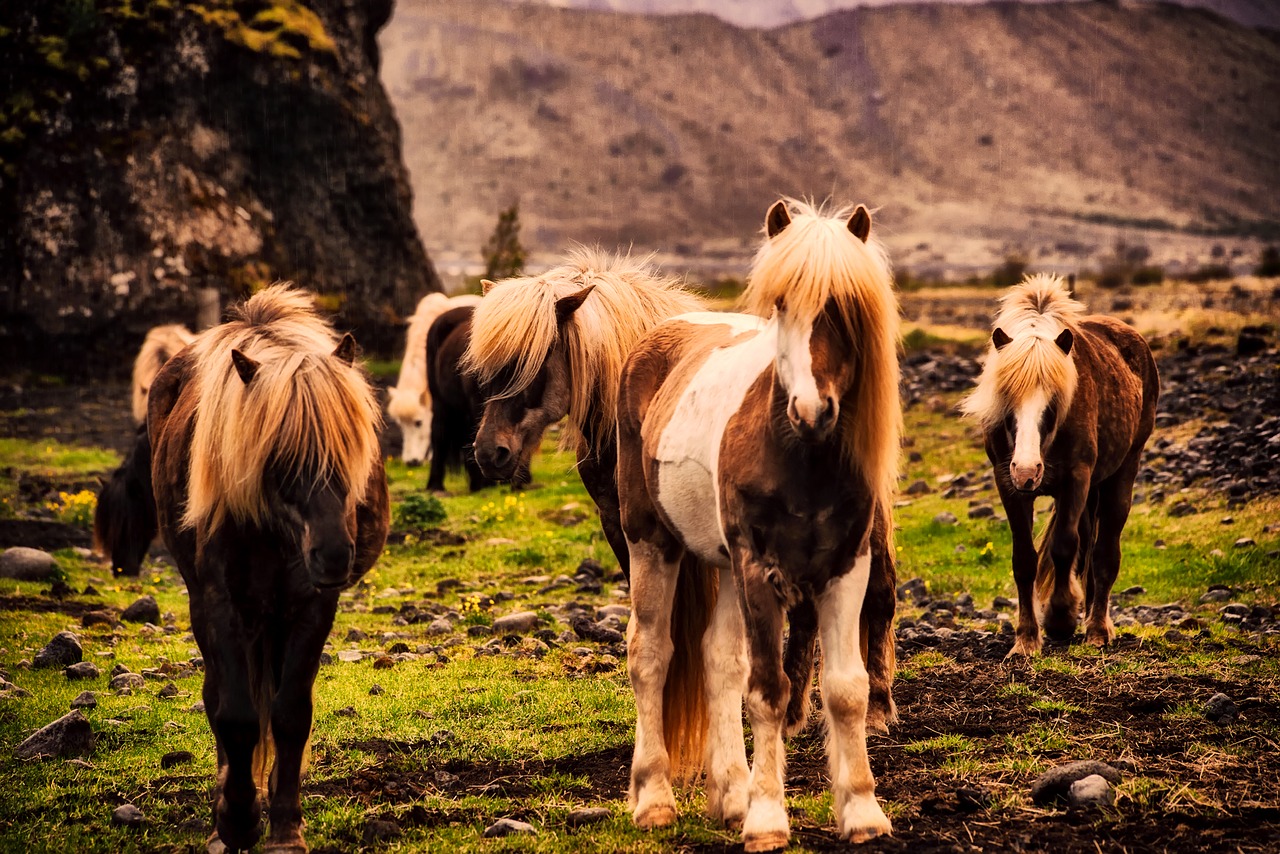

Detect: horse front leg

[1085,455,1141,647]
[264,604,333,852]
[208,625,262,852]
[703,565,749,827]
[738,556,791,853]
[818,550,891,843]
[626,538,684,829]
[999,492,1040,657]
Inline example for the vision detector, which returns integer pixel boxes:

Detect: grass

[0,366,1278,850]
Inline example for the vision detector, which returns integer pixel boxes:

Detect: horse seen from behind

[424,304,498,493]
[100,285,389,852]
[961,274,1158,656]
[615,200,902,850]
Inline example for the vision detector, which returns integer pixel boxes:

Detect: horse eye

[414,419,423,428]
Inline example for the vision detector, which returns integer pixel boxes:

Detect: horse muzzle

[787,394,839,443]
[474,440,519,481]
[1010,462,1044,492]
[307,544,355,590]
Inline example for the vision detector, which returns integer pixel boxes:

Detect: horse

[614,200,902,850]
[961,274,1158,656]
[424,304,497,493]
[98,284,389,852]
[464,246,899,742]
[387,293,482,465]
[132,323,196,423]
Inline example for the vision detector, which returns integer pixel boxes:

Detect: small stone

[334,706,358,718]
[905,480,931,496]
[110,664,131,677]
[1119,585,1146,596]
[81,610,118,628]
[492,611,540,634]
[369,684,384,696]
[897,578,927,601]
[363,819,400,843]
[1200,588,1232,603]
[160,750,194,769]
[189,701,206,713]
[0,547,59,581]
[570,615,624,644]
[992,596,1016,611]
[34,632,83,669]
[483,818,536,838]
[967,504,995,520]
[1030,761,1122,805]
[576,558,606,579]
[14,710,94,760]
[64,662,100,680]
[1168,501,1197,518]
[565,807,611,827]
[434,770,460,787]
[109,673,145,690]
[70,691,97,709]
[337,650,363,663]
[157,682,180,698]
[121,596,161,625]
[111,803,145,827]
[1234,537,1256,548]
[345,628,367,642]
[1067,775,1114,809]
[1204,692,1239,724]
[932,511,958,525]
[436,578,464,595]
[426,618,453,636]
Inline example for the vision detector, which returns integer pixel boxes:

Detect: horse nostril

[819,396,837,427]
[492,444,512,469]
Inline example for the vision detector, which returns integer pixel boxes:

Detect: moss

[189,1,336,60]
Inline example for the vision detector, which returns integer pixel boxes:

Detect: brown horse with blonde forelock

[616,200,902,850]
[132,323,196,424]
[962,274,1158,657]
[101,285,389,852]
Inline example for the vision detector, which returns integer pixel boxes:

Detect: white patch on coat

[653,314,773,566]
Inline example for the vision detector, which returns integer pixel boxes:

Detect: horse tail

[664,552,716,780]
[248,639,277,794]
[93,425,158,577]
[783,599,819,737]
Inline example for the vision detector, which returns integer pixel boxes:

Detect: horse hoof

[1085,628,1113,648]
[633,803,676,829]
[742,829,790,852]
[1005,638,1041,659]
[206,833,228,854]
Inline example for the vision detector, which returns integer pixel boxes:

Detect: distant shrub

[990,255,1028,288]
[1131,265,1165,285]
[1255,246,1280,277]
[393,494,447,529]
[1186,264,1233,284]
[482,204,526,282]
[1095,266,1127,289]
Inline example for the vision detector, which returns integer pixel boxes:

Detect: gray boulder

[0,547,59,581]
[491,611,540,635]
[64,662,101,680]
[121,596,160,624]
[14,710,94,760]
[111,803,145,826]
[33,631,82,669]
[1030,760,1122,805]
[1067,774,1114,809]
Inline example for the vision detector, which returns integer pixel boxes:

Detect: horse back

[1069,317,1160,475]
[426,306,477,409]
[146,349,200,572]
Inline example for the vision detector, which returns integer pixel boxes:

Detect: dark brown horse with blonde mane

[962,274,1158,656]
[615,200,901,850]
[97,285,389,852]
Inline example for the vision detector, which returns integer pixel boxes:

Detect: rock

[109,673,145,690]
[483,818,536,838]
[897,577,927,601]
[576,558,606,579]
[110,664,131,677]
[992,596,1016,611]
[337,650,363,663]
[492,611,540,634]
[1204,692,1239,724]
[70,691,97,709]
[1030,761,1122,805]
[345,628,367,642]
[425,617,453,636]
[1169,501,1197,518]
[933,511,958,525]
[1234,537,1256,548]
[81,610,118,628]
[33,632,83,669]
[363,819,401,843]
[334,706,358,718]
[570,615,625,644]
[121,596,160,625]
[1200,588,1232,603]
[597,604,631,621]
[160,750,194,769]
[157,682,180,698]
[14,710,94,760]
[967,504,995,520]
[565,807,611,827]
[64,662,100,680]
[1067,775,1115,809]
[111,803,145,827]
[905,479,931,496]
[1118,585,1146,596]
[436,578,464,595]
[0,547,59,581]
[434,770,460,787]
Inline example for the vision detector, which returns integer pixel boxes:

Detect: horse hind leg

[1086,461,1140,647]
[863,510,897,734]
[1039,485,1089,643]
[704,565,749,828]
[817,551,891,843]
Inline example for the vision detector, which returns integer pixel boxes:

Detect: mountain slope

[381,0,1280,274]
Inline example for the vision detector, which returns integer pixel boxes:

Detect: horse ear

[333,332,357,365]
[847,205,871,242]
[992,328,1012,351]
[1054,328,1074,355]
[766,200,791,238]
[555,284,596,324]
[481,279,498,295]
[231,349,259,385]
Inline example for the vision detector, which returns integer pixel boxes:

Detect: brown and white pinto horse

[99,285,389,851]
[616,200,902,850]
[961,274,1158,656]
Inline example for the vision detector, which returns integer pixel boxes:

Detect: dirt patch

[0,519,92,550]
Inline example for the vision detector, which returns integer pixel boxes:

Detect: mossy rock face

[190,1,336,60]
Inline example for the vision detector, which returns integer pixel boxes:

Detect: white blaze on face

[398,412,431,465]
[1009,389,1049,489]
[775,312,825,426]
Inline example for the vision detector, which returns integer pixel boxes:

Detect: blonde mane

[742,199,903,505]
[132,324,196,423]
[182,284,381,533]
[464,247,706,453]
[961,273,1085,430]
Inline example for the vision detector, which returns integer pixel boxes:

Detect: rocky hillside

[1,0,440,378]
[381,0,1280,277]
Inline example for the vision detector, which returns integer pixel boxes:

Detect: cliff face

[1,0,439,378]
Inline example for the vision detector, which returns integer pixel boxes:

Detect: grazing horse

[132,323,196,423]
[961,274,1158,656]
[615,200,901,850]
[424,305,497,493]
[387,293,482,465]
[102,285,389,852]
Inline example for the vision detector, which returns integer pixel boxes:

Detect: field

[1,320,1278,852]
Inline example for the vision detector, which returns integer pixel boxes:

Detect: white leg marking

[818,551,892,843]
[703,566,749,826]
